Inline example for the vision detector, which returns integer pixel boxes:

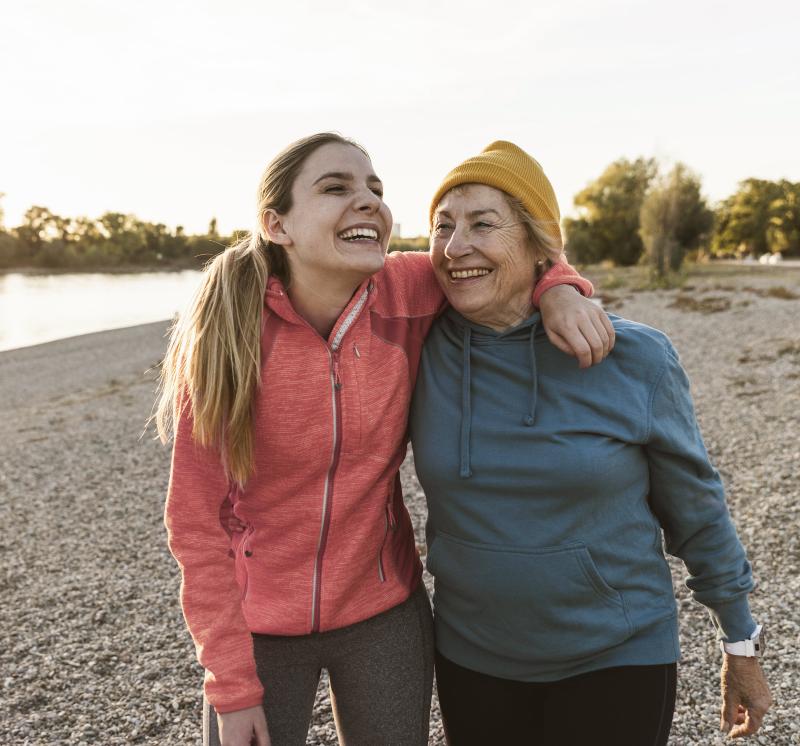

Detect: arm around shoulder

[535,260,615,368]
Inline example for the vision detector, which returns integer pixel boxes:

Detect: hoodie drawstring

[459,319,539,479]
[459,326,473,478]
[525,323,538,427]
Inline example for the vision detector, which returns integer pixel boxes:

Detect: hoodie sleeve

[532,259,594,307]
[644,341,756,642]
[164,398,264,713]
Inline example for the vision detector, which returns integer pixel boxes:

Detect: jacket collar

[264,274,377,330]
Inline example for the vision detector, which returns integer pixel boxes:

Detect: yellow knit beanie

[429,140,562,248]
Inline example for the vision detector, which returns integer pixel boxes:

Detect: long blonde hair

[156,133,368,485]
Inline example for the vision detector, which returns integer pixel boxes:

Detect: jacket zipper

[378,492,398,583]
[310,287,370,632]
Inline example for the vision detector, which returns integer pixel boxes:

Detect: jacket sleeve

[532,259,594,307]
[384,250,447,315]
[644,341,756,642]
[387,250,593,310]
[164,398,264,713]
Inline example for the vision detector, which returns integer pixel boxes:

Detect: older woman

[409,142,771,744]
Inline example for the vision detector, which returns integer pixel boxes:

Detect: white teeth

[339,227,379,241]
[450,269,491,279]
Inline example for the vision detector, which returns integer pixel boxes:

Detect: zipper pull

[386,500,397,530]
[333,353,342,390]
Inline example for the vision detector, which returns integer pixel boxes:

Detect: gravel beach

[2,266,798,745]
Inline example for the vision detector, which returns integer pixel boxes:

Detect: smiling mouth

[338,227,380,242]
[450,268,492,279]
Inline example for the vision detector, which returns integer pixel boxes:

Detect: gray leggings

[203,584,434,746]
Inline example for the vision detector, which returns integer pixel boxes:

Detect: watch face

[752,624,766,656]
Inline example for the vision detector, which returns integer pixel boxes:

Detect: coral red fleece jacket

[164,251,592,713]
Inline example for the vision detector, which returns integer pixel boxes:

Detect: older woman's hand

[538,285,615,368]
[720,655,771,738]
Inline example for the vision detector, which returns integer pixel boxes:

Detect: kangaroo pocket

[427,531,633,665]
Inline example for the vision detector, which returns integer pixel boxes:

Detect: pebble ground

[1,265,797,744]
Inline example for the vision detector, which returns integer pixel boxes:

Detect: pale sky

[2,0,798,238]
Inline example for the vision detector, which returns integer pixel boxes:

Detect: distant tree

[564,157,657,265]
[640,163,714,276]
[0,193,20,268]
[711,179,784,257]
[13,206,65,264]
[16,206,58,248]
[97,212,149,263]
[766,181,800,257]
[388,236,428,253]
[208,217,218,238]
[0,232,19,267]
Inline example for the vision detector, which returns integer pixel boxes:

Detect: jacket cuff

[707,596,757,642]
[532,263,594,308]
[204,665,265,714]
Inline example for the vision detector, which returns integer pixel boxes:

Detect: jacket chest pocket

[352,337,412,459]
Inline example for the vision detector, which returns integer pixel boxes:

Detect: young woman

[158,133,611,746]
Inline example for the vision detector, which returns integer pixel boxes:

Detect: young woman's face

[275,142,393,282]
[430,184,538,331]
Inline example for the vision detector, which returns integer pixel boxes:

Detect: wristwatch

[721,624,766,657]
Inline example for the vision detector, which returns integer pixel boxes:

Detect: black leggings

[435,650,677,746]
[204,586,434,746]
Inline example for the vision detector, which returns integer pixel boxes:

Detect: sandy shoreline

[2,268,799,744]
[0,321,172,416]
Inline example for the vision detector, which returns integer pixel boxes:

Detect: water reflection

[0,271,202,352]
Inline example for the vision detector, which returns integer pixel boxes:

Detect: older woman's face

[430,184,538,331]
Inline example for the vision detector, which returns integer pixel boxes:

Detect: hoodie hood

[442,307,547,478]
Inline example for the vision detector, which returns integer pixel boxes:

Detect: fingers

[255,723,270,746]
[587,317,608,362]
[728,707,764,738]
[594,307,615,353]
[553,325,593,368]
[720,687,738,734]
[599,306,615,351]
[255,711,271,746]
[575,315,606,367]
[545,329,582,360]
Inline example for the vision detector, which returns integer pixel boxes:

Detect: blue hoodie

[409,308,755,682]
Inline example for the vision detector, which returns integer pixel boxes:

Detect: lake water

[0,271,203,352]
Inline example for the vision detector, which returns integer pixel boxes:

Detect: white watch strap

[721,624,762,657]
[722,638,756,656]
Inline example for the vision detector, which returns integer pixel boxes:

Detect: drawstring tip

[524,415,535,427]
[459,468,473,479]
